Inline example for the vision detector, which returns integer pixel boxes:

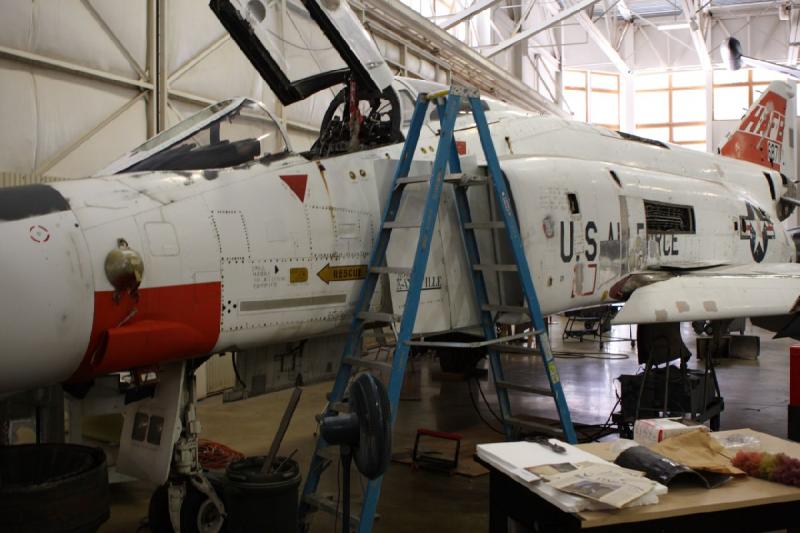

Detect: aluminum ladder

[299,85,576,532]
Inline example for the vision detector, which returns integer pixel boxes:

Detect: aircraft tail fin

[720,80,796,180]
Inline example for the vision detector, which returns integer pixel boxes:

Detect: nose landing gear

[161,366,225,533]
[148,474,225,533]
[117,361,226,533]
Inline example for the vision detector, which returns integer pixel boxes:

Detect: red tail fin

[720,80,795,176]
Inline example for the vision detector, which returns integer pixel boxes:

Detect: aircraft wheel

[148,483,224,533]
[692,320,714,336]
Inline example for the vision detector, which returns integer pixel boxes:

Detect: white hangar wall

[0,0,316,182]
[0,1,149,181]
[0,0,452,185]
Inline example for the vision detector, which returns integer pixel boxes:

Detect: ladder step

[505,416,565,437]
[343,356,394,372]
[383,221,421,229]
[492,343,540,355]
[394,173,486,188]
[451,174,488,187]
[301,88,578,531]
[481,304,529,315]
[357,311,399,323]
[394,174,435,186]
[370,266,413,275]
[303,493,361,527]
[473,264,518,272]
[495,380,554,397]
[464,221,506,229]
[405,329,544,349]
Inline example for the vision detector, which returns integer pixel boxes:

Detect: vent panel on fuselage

[644,200,696,234]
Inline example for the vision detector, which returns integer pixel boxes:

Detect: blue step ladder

[299,85,576,532]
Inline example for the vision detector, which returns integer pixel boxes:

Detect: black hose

[474,376,504,424]
[467,378,504,435]
[232,352,246,389]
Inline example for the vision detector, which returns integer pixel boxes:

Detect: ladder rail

[299,92,434,529]
[455,197,514,436]
[325,92,432,411]
[357,90,463,533]
[301,86,579,533]
[467,96,577,444]
[385,92,462,413]
[435,102,515,434]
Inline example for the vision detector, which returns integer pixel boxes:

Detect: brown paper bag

[650,430,745,476]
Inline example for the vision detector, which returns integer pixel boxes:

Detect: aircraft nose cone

[0,185,94,393]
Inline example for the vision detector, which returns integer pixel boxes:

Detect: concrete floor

[102,318,795,532]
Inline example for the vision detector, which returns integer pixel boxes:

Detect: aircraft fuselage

[0,102,794,393]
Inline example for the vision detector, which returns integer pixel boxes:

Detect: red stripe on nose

[67,282,221,383]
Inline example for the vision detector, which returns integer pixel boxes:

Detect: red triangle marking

[279,174,308,203]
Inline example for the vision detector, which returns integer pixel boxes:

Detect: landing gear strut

[147,364,225,533]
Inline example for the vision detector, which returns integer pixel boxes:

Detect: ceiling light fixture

[657,22,690,31]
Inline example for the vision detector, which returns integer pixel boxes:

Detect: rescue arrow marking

[316,263,367,284]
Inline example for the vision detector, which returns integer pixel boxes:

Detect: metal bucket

[223,456,301,533]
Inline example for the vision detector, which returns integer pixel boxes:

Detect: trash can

[0,443,109,533]
[223,456,301,533]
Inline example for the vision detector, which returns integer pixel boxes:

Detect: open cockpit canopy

[210,0,394,105]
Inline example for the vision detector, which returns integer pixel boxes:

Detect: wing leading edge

[611,263,800,329]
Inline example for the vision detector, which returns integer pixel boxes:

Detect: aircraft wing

[612,263,800,325]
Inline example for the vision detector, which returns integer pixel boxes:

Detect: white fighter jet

[1,0,799,494]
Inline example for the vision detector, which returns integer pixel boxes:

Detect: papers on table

[546,463,658,509]
[476,439,667,512]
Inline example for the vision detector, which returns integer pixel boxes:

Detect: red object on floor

[413,428,463,473]
[198,439,245,470]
